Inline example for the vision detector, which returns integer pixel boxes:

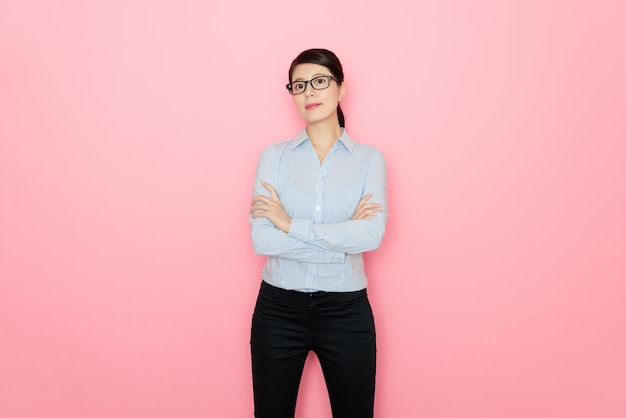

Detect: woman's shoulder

[346,139,386,172]
[349,138,384,161]
[257,137,296,164]
[261,139,291,153]
[353,142,382,153]
[260,130,308,156]
[343,130,383,155]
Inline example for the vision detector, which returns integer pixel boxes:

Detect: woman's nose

[304,84,315,97]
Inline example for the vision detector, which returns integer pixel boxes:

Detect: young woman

[249,48,388,418]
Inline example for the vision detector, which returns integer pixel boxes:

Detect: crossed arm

[251,182,381,232]
[249,146,387,260]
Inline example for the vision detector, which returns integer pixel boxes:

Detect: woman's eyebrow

[292,73,329,81]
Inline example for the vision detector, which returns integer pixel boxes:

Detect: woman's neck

[305,122,342,150]
[306,122,342,164]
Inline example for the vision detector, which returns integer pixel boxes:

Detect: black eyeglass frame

[285,75,340,95]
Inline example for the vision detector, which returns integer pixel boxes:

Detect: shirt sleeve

[287,149,388,254]
[249,145,346,264]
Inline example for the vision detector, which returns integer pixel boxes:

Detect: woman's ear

[338,82,347,102]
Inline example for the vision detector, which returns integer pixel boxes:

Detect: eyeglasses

[286,75,339,95]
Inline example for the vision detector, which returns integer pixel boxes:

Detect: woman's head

[287,49,346,128]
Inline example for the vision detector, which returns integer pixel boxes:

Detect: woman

[249,48,388,418]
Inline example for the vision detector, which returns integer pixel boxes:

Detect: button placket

[314,166,324,222]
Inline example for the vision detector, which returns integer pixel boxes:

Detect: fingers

[250,209,268,219]
[361,204,383,212]
[250,194,272,206]
[352,194,382,220]
[352,206,382,220]
[250,182,280,213]
[261,182,279,201]
[250,184,292,232]
[352,194,372,219]
[357,194,373,207]
[250,183,284,220]
[249,200,276,217]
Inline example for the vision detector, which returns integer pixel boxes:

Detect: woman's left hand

[250,182,292,233]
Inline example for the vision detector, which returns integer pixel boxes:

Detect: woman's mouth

[305,103,321,110]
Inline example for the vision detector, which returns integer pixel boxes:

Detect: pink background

[1,0,625,417]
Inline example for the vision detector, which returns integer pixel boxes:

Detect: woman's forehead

[291,63,330,80]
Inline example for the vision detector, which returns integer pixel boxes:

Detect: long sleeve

[249,144,346,264]
[287,149,387,254]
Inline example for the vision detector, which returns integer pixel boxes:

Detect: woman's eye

[315,78,326,85]
[294,82,305,89]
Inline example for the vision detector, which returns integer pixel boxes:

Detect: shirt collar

[290,128,355,153]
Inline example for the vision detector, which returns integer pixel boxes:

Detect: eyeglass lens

[289,76,331,95]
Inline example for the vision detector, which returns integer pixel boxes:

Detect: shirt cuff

[289,218,345,263]
[325,252,345,263]
[288,218,312,241]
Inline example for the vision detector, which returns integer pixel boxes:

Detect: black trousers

[251,281,376,418]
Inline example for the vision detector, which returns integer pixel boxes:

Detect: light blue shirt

[250,129,388,292]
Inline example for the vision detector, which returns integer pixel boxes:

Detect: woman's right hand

[351,194,382,220]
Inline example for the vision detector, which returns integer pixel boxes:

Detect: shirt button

[316,205,321,210]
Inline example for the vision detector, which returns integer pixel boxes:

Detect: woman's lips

[305,103,321,110]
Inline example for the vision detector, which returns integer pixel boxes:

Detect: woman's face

[290,63,345,126]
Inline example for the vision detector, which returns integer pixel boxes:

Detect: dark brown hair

[289,48,345,128]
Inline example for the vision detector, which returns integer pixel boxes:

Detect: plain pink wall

[1,0,625,417]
